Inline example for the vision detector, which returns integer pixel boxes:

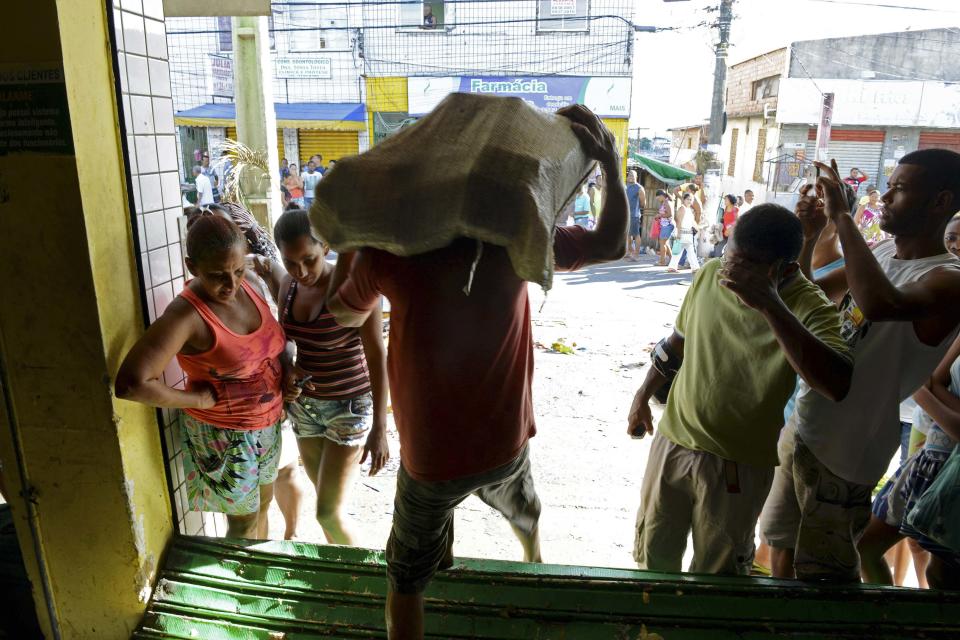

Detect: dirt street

[268,254,691,569]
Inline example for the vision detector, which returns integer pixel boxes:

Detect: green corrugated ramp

[135,536,960,639]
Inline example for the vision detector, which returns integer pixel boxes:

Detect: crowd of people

[115,106,960,639]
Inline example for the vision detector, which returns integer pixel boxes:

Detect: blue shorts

[629,217,641,236]
[286,392,373,446]
[659,223,675,240]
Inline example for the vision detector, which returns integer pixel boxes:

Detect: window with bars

[216,15,276,52]
[537,0,589,32]
[751,75,779,100]
[400,1,448,31]
[288,6,324,51]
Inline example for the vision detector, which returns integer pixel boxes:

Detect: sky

[629,0,960,134]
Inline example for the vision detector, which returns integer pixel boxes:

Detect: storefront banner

[207,55,233,98]
[276,56,332,79]
[408,76,631,118]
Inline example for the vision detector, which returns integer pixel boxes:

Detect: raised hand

[557,104,619,168]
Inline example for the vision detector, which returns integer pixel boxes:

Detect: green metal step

[135,535,960,639]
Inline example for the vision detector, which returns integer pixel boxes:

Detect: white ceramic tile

[113,9,124,50]
[142,0,164,20]
[144,210,166,249]
[139,250,150,284]
[139,173,163,212]
[134,135,159,174]
[152,97,174,134]
[129,95,154,134]
[136,215,146,251]
[116,46,128,85]
[157,135,178,172]
[169,242,183,278]
[132,177,142,212]
[148,247,171,285]
[126,135,137,174]
[172,276,185,296]
[165,208,182,244]
[145,19,167,60]
[125,54,150,95]
[121,94,132,134]
[121,11,146,56]
[147,58,171,97]
[121,0,142,14]
[152,281,174,315]
[145,283,157,321]
[161,171,182,208]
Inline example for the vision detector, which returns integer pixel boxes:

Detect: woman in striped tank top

[274,209,389,545]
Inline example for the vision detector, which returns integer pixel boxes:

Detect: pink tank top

[177,280,285,430]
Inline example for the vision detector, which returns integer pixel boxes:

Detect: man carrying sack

[323,103,628,639]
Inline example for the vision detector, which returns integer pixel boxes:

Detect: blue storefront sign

[407,76,631,118]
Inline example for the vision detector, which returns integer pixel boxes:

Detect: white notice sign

[275,56,332,80]
[550,0,576,16]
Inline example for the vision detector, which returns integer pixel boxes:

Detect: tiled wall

[110,0,224,536]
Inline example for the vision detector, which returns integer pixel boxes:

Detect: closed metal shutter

[297,130,359,166]
[224,127,287,164]
[918,131,960,153]
[806,128,883,190]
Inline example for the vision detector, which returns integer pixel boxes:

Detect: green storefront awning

[629,153,695,186]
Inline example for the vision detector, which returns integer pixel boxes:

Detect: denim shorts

[286,392,373,446]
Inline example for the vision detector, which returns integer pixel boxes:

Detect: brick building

[718,29,960,206]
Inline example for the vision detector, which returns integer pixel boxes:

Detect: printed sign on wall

[275,56,332,79]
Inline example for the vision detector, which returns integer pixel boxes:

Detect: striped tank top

[281,280,371,400]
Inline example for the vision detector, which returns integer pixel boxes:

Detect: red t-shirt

[722,207,739,237]
[338,226,590,481]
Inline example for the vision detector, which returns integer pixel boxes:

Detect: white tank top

[795,240,960,485]
[677,205,695,232]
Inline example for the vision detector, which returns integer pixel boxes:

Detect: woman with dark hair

[715,194,739,257]
[655,189,674,266]
[116,214,290,540]
[284,164,305,207]
[272,209,389,545]
[185,204,308,540]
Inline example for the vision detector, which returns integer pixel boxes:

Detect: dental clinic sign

[407,76,632,118]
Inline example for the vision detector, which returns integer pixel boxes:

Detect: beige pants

[634,432,774,575]
[758,421,873,582]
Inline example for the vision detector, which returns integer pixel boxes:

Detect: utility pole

[703,0,733,218]
[708,0,733,148]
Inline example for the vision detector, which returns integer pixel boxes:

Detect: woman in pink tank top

[116,215,288,540]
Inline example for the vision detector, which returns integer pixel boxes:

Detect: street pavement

[268,251,693,570]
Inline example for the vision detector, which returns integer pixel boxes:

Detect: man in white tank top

[760,150,960,583]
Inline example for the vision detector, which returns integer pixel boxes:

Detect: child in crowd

[116,214,288,539]
[859,335,960,589]
[628,205,852,575]
[272,209,390,545]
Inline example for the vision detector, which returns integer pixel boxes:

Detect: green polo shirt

[659,259,850,467]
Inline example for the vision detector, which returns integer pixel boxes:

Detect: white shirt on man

[795,241,960,485]
[195,173,214,205]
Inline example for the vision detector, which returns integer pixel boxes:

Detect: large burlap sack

[309,92,593,290]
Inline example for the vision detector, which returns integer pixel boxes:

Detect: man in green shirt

[627,204,853,575]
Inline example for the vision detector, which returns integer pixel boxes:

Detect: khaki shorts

[386,445,540,594]
[759,421,872,582]
[634,432,774,575]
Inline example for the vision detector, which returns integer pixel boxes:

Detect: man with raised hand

[761,151,960,583]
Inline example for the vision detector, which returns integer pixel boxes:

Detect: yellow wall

[0,1,172,637]
[602,118,630,178]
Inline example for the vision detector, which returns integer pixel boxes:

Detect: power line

[805,0,960,12]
